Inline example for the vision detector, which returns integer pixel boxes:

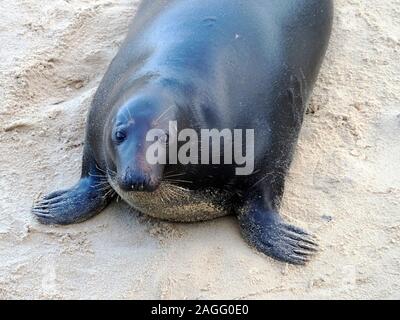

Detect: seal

[33,0,333,265]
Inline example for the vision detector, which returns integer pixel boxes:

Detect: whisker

[107,168,117,177]
[93,180,110,185]
[155,105,173,123]
[160,189,166,204]
[89,173,107,179]
[98,186,113,193]
[161,187,171,202]
[95,165,108,174]
[163,173,187,179]
[103,189,116,199]
[121,112,129,122]
[167,187,182,199]
[165,184,188,192]
[126,106,134,122]
[99,178,109,182]
[250,171,275,189]
[93,182,111,188]
[164,179,193,184]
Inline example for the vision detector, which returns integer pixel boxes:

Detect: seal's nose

[117,171,159,192]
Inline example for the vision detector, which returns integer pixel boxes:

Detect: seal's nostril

[118,173,157,192]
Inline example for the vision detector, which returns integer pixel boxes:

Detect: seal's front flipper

[238,199,318,265]
[32,171,115,225]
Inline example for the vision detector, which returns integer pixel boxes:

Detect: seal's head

[106,93,175,193]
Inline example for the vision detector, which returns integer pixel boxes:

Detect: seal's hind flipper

[32,171,115,225]
[239,208,318,265]
[237,187,318,265]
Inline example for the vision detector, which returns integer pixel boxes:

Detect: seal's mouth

[109,179,192,207]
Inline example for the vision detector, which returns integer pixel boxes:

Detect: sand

[0,0,399,299]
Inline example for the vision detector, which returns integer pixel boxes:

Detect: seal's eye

[115,130,126,144]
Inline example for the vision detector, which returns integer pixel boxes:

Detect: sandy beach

[0,0,399,299]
